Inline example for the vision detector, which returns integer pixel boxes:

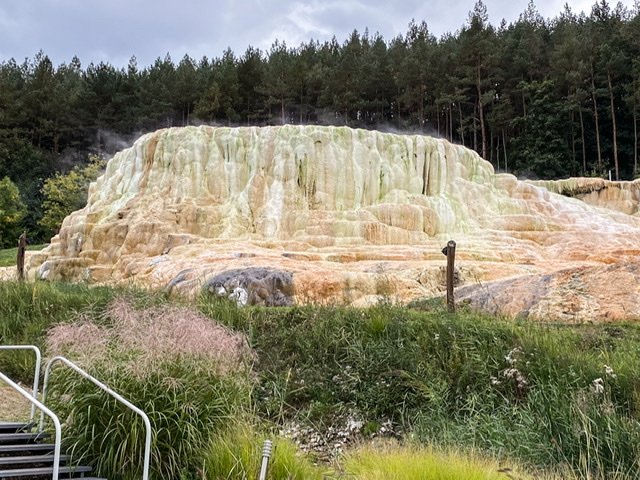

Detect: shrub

[45,298,255,480]
[0,176,26,248]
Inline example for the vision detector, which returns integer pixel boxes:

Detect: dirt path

[0,266,16,281]
[0,385,30,421]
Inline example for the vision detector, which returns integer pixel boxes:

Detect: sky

[0,0,638,68]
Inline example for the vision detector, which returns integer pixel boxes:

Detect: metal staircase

[0,346,151,480]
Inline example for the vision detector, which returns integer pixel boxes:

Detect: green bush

[49,358,252,480]
[0,176,26,248]
[45,297,255,480]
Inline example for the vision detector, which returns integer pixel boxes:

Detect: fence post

[441,240,456,313]
[17,231,26,281]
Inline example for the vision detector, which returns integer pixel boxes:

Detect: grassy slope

[0,244,48,267]
[1,281,640,479]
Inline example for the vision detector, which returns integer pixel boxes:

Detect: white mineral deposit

[27,125,640,320]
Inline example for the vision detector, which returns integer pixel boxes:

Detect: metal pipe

[40,355,152,480]
[0,345,42,421]
[258,439,273,480]
[0,371,61,480]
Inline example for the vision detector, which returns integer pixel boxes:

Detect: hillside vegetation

[1,280,640,479]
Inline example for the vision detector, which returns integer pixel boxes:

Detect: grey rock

[203,267,294,307]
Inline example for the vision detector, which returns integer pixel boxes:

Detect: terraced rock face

[27,125,640,319]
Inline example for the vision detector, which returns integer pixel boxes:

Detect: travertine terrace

[27,125,640,319]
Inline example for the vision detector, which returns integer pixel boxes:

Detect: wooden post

[17,231,27,281]
[441,240,456,313]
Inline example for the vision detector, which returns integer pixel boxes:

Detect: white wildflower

[604,365,617,379]
[591,377,605,394]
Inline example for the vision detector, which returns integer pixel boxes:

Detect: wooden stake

[17,231,27,281]
[441,240,456,313]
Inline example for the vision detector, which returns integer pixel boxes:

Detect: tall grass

[0,281,115,381]
[45,297,255,480]
[197,299,640,477]
[3,282,640,477]
[202,423,328,480]
[343,443,518,480]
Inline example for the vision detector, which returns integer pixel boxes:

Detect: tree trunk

[579,109,587,175]
[570,110,576,170]
[418,86,425,128]
[607,72,619,180]
[634,106,638,175]
[459,104,465,146]
[473,104,478,152]
[281,96,285,125]
[502,129,508,172]
[476,64,487,159]
[449,103,453,142]
[591,65,602,170]
[489,129,494,164]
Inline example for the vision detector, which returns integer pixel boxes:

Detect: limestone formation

[529,178,640,216]
[26,125,640,320]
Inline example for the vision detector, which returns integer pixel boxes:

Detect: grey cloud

[0,0,637,67]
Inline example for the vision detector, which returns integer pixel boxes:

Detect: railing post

[0,372,61,480]
[0,345,42,422]
[258,439,273,480]
[441,240,456,313]
[41,356,152,480]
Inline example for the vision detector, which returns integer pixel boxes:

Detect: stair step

[0,424,33,435]
[0,444,55,454]
[0,432,49,444]
[0,464,92,478]
[0,454,69,465]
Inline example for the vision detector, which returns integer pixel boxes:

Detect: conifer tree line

[1,0,639,243]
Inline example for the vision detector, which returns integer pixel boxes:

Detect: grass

[0,244,47,267]
[202,423,328,479]
[44,297,254,480]
[2,282,640,478]
[343,442,519,480]
[199,299,640,478]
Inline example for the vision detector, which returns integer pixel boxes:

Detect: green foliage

[48,358,251,480]
[343,443,516,480]
[39,155,105,236]
[3,284,640,477]
[0,281,115,381]
[202,424,327,480]
[196,298,640,478]
[0,176,26,248]
[43,296,254,480]
[510,80,574,177]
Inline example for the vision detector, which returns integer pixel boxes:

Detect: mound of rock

[26,125,640,319]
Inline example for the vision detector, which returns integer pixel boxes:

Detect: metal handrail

[0,371,62,480]
[0,345,42,422]
[40,355,152,480]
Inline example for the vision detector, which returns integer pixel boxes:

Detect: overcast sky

[0,0,638,68]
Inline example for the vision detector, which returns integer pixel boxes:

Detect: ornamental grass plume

[46,297,254,376]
